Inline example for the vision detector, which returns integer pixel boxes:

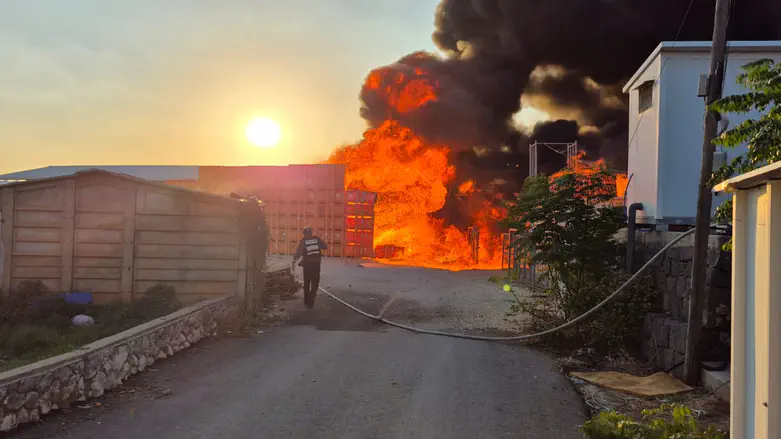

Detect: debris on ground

[562,350,730,433]
[570,371,693,397]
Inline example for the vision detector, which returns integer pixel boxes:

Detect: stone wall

[0,295,237,432]
[631,231,731,378]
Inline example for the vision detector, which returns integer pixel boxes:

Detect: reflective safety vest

[304,238,321,257]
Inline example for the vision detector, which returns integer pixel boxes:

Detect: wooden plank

[121,190,136,302]
[135,214,238,233]
[89,292,123,304]
[14,211,64,228]
[74,278,121,293]
[12,278,59,292]
[13,182,65,211]
[75,212,124,230]
[61,179,76,292]
[135,230,239,246]
[134,258,238,270]
[74,257,122,268]
[14,227,62,243]
[134,269,238,282]
[13,241,61,256]
[74,242,123,257]
[13,255,61,267]
[133,280,237,295]
[237,238,248,304]
[74,266,122,279]
[12,266,61,279]
[75,229,122,243]
[135,244,238,259]
[1,188,14,294]
[76,181,131,213]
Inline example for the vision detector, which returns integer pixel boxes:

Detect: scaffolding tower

[528,141,579,177]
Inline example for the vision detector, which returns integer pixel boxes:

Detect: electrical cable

[319,227,703,342]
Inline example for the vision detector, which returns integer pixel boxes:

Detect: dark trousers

[302,259,321,308]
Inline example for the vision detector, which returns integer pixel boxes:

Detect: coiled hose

[319,227,698,342]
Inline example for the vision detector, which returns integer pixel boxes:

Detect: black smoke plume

[359,0,781,177]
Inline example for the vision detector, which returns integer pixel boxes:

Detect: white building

[623,41,781,227]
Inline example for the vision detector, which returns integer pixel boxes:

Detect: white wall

[629,48,781,224]
[626,56,662,223]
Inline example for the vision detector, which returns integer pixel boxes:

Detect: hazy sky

[0,1,440,174]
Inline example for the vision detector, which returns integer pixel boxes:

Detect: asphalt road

[10,262,586,439]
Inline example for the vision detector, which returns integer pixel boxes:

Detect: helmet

[302,226,313,237]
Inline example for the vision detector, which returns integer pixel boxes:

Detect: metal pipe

[626,203,644,273]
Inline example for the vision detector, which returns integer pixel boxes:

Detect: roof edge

[0,168,248,207]
[623,40,781,93]
[713,161,781,192]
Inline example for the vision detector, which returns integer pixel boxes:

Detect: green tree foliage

[711,59,781,222]
[582,404,724,438]
[505,168,657,348]
[508,171,624,315]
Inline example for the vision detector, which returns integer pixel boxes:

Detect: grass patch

[0,281,181,372]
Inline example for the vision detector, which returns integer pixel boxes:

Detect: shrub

[505,167,657,349]
[581,404,725,438]
[0,324,63,357]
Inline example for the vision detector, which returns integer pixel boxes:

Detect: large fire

[328,120,505,270]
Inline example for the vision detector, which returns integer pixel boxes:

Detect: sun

[245,117,282,148]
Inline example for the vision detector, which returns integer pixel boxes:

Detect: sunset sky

[0,1,439,174]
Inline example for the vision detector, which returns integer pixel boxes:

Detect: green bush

[505,169,658,349]
[582,404,725,438]
[0,324,63,357]
[0,282,182,370]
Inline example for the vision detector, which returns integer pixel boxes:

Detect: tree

[711,59,781,221]
[507,169,624,317]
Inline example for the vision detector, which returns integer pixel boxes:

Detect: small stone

[156,350,167,360]
[129,355,139,367]
[106,370,119,389]
[89,372,107,398]
[23,392,39,409]
[39,396,52,415]
[184,342,191,349]
[138,356,147,371]
[18,377,37,394]
[166,346,174,356]
[113,346,129,372]
[17,408,29,424]
[5,390,26,410]
[119,362,131,381]
[1,413,17,432]
[35,373,54,393]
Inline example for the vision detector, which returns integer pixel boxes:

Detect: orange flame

[550,151,627,203]
[458,180,476,195]
[365,66,438,114]
[327,121,504,270]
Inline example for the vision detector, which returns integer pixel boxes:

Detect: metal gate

[501,229,547,292]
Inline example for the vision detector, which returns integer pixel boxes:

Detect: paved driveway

[10,260,586,439]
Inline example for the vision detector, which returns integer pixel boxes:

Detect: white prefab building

[624,41,781,226]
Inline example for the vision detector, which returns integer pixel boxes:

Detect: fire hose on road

[319,227,699,342]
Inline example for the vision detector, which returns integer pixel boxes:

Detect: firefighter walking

[292,226,328,308]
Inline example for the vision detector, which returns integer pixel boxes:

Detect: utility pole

[684,0,731,385]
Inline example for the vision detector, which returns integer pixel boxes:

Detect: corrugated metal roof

[0,165,199,182]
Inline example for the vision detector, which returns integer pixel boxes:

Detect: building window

[638,81,653,113]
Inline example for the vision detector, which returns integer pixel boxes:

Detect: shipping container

[198,165,346,257]
[374,245,405,259]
